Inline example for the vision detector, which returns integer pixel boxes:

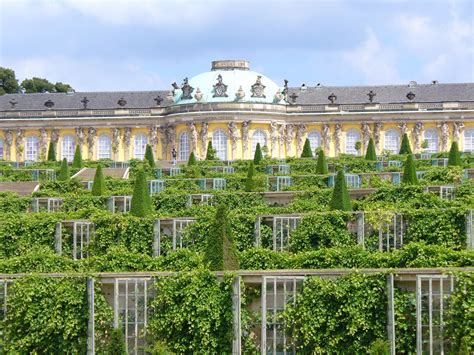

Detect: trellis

[153,218,196,256]
[107,196,131,213]
[265,164,291,175]
[148,180,165,195]
[186,193,213,208]
[424,186,455,200]
[326,173,361,188]
[267,176,293,191]
[255,215,302,251]
[431,158,448,167]
[0,168,56,181]
[55,221,94,260]
[197,178,226,190]
[466,210,473,250]
[30,197,63,212]
[208,166,235,174]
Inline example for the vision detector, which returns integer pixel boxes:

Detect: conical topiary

[91,165,106,196]
[188,151,197,166]
[47,142,56,161]
[72,145,83,169]
[365,138,377,161]
[253,143,263,165]
[57,158,70,181]
[244,161,256,192]
[301,138,313,158]
[205,141,216,160]
[315,149,328,174]
[448,141,461,167]
[144,144,156,169]
[329,170,352,211]
[204,204,239,271]
[130,168,152,217]
[399,133,412,154]
[402,154,418,185]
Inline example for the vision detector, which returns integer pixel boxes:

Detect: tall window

[179,131,190,161]
[61,135,75,162]
[252,130,267,154]
[212,130,228,160]
[0,139,3,160]
[384,129,400,154]
[307,130,321,152]
[97,134,112,160]
[465,129,474,152]
[424,129,439,153]
[134,133,148,159]
[345,129,361,155]
[25,136,39,161]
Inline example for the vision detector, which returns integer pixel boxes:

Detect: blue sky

[0,0,473,92]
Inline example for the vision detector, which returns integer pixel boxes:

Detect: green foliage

[72,145,83,169]
[399,133,412,154]
[21,77,74,93]
[103,327,127,354]
[0,67,20,95]
[57,158,70,181]
[253,143,263,164]
[301,138,313,158]
[402,155,418,185]
[448,141,462,166]
[187,151,197,166]
[47,141,56,161]
[365,138,377,161]
[205,141,216,160]
[144,144,156,168]
[54,82,74,93]
[130,169,152,217]
[330,170,352,211]
[244,161,256,192]
[91,165,106,196]
[315,149,328,174]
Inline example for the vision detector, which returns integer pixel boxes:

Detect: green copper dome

[171,60,287,105]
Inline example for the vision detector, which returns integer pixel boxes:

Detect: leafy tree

[46,142,56,161]
[57,158,70,181]
[72,145,83,169]
[399,133,412,154]
[448,141,461,167]
[144,144,156,169]
[54,82,73,93]
[0,67,20,95]
[365,138,377,161]
[329,170,352,211]
[316,149,328,174]
[21,77,74,93]
[204,204,239,271]
[205,141,216,160]
[244,162,256,192]
[402,154,418,185]
[103,328,127,354]
[187,151,197,166]
[253,143,263,165]
[301,138,313,158]
[130,168,152,217]
[91,165,106,196]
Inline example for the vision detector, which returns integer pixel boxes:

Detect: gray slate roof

[0,83,473,111]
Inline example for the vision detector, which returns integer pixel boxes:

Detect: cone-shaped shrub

[244,162,256,192]
[315,149,328,174]
[204,204,239,271]
[187,152,197,166]
[301,139,313,158]
[91,165,106,196]
[365,138,377,161]
[402,154,418,185]
[253,143,263,165]
[144,144,156,169]
[72,145,83,169]
[130,168,152,217]
[448,141,461,167]
[399,133,412,154]
[57,158,70,181]
[47,142,56,161]
[329,170,352,211]
[205,141,216,160]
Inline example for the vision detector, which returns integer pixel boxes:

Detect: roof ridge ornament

[328,93,337,104]
[406,91,416,101]
[44,99,54,108]
[213,74,228,97]
[117,97,127,107]
[181,77,194,100]
[367,90,376,103]
[235,86,245,100]
[9,99,17,109]
[251,75,266,98]
[154,95,163,106]
[80,96,89,109]
[194,88,203,102]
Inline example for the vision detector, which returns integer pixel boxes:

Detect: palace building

[0,59,473,163]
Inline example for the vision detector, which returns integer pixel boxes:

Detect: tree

[448,141,462,167]
[402,154,418,185]
[47,142,56,161]
[301,138,313,158]
[72,145,83,169]
[0,67,20,95]
[205,141,216,160]
[91,165,106,196]
[57,158,70,181]
[244,162,256,192]
[144,144,156,169]
[20,77,74,94]
[54,82,73,93]
[316,149,328,174]
[253,143,263,165]
[399,133,412,154]
[365,138,377,161]
[130,168,152,217]
[204,204,239,271]
[187,151,197,166]
[329,170,352,211]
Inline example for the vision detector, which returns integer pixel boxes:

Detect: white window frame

[97,134,112,160]
[133,133,148,160]
[25,136,39,161]
[307,130,321,152]
[212,130,228,160]
[345,129,361,155]
[424,128,439,153]
[179,131,190,161]
[61,135,75,162]
[384,129,400,154]
[464,128,474,152]
[252,130,267,155]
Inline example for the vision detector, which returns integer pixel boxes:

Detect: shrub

[130,169,152,217]
[57,158,70,181]
[144,144,156,169]
[315,149,328,174]
[253,143,263,164]
[91,165,106,196]
[301,138,313,158]
[399,133,412,154]
[72,145,83,169]
[365,138,377,161]
[206,141,216,160]
[448,141,462,166]
[188,151,197,166]
[244,162,256,192]
[402,155,418,185]
[47,141,56,161]
[329,170,351,211]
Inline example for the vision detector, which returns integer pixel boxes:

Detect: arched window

[307,130,321,152]
[384,129,400,154]
[212,130,228,160]
[134,133,148,159]
[252,130,267,154]
[345,130,361,155]
[424,129,439,153]
[97,134,112,160]
[61,135,75,162]
[464,129,474,152]
[179,131,190,161]
[0,138,4,160]
[25,136,39,161]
